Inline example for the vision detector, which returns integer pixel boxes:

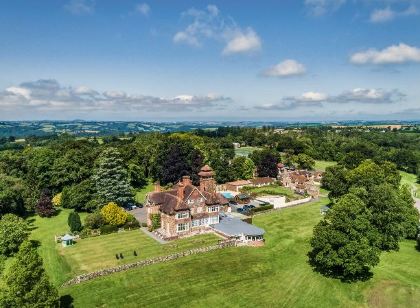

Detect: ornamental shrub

[52,193,62,207]
[67,212,82,232]
[99,224,118,235]
[84,212,105,229]
[100,202,128,226]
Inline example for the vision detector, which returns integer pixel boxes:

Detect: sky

[0,0,419,121]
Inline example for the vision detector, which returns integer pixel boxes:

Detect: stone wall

[62,239,238,287]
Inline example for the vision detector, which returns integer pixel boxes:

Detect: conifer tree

[93,148,134,206]
[68,211,82,232]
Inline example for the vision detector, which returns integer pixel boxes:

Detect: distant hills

[0,120,419,138]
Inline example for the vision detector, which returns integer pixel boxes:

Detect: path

[140,227,168,244]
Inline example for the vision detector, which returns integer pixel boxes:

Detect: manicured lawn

[135,180,154,204]
[400,171,420,197]
[29,208,219,286]
[242,184,301,200]
[62,198,420,307]
[59,230,219,275]
[314,160,336,171]
[234,146,260,157]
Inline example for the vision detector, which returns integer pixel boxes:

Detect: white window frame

[176,212,189,219]
[177,223,189,232]
[207,206,219,213]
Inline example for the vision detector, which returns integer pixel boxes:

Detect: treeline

[0,127,419,217]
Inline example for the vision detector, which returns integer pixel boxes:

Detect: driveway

[130,207,147,224]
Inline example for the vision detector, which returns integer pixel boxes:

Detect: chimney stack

[154,181,161,192]
[177,181,184,200]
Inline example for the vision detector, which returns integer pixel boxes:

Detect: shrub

[141,222,147,228]
[68,212,82,232]
[123,214,140,230]
[84,212,105,229]
[250,204,274,214]
[100,202,128,226]
[150,213,161,231]
[52,193,62,207]
[99,224,118,235]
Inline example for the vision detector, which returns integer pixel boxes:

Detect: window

[176,212,189,219]
[177,223,189,232]
[207,206,219,213]
[208,215,219,224]
[192,220,199,227]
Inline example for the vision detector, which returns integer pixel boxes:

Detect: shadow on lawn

[60,295,74,308]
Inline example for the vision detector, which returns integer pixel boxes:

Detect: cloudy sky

[0,0,419,121]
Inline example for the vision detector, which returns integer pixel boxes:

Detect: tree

[0,214,28,256]
[250,149,279,178]
[154,137,204,185]
[128,163,147,188]
[100,202,128,226]
[93,148,134,206]
[230,156,255,180]
[0,240,59,307]
[61,179,96,211]
[293,153,315,170]
[35,189,55,218]
[309,194,381,281]
[321,165,349,200]
[0,174,27,216]
[68,212,82,232]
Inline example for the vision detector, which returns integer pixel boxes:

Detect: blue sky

[0,0,419,121]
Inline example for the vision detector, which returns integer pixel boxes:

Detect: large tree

[35,189,56,218]
[309,194,381,281]
[61,179,96,211]
[0,174,27,216]
[230,156,255,180]
[0,240,59,307]
[0,214,28,256]
[154,137,203,185]
[93,148,134,206]
[250,149,279,178]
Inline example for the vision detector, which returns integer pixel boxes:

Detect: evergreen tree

[93,148,134,206]
[67,211,82,232]
[35,189,55,218]
[0,240,59,307]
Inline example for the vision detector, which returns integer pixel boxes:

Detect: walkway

[140,227,168,244]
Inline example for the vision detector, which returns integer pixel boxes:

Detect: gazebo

[61,234,75,247]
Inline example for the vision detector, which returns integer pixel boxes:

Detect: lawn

[29,209,219,286]
[314,160,336,171]
[135,180,155,204]
[234,146,260,157]
[400,171,420,197]
[242,184,301,200]
[62,198,420,307]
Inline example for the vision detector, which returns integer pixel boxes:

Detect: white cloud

[0,79,231,113]
[304,0,346,16]
[350,43,420,64]
[136,3,150,16]
[64,0,95,15]
[370,5,418,23]
[173,5,261,55]
[254,88,404,110]
[262,59,306,77]
[222,28,261,55]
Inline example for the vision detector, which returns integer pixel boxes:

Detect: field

[29,209,219,286]
[314,160,336,171]
[234,146,260,157]
[135,180,155,204]
[242,184,301,200]
[400,171,420,197]
[61,198,420,307]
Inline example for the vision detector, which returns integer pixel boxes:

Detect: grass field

[62,198,420,307]
[29,209,219,286]
[400,171,420,197]
[242,184,301,200]
[135,180,155,204]
[314,160,336,171]
[234,146,260,157]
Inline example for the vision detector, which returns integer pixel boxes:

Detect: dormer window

[207,206,219,213]
[176,212,189,219]
[187,199,194,205]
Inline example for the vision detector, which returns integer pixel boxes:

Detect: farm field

[61,198,420,307]
[29,209,219,286]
